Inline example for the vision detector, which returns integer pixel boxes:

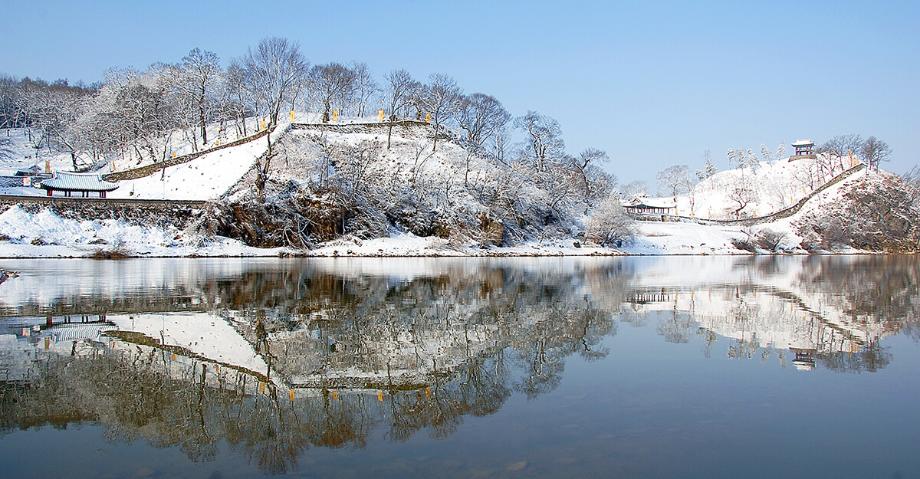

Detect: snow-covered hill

[1,118,916,257]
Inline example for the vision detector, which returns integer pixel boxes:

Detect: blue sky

[4,0,919,184]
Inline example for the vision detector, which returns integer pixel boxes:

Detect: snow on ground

[307,231,624,257]
[623,221,749,255]
[107,312,269,376]
[109,121,289,200]
[0,128,74,174]
[0,205,286,258]
[654,156,861,220]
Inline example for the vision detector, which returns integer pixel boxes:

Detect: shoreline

[0,249,892,260]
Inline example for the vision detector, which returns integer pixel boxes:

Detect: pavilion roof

[40,172,119,192]
[792,139,814,146]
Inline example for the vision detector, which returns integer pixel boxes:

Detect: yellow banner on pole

[377,109,385,122]
[424,112,431,124]
[290,110,295,122]
[332,109,339,123]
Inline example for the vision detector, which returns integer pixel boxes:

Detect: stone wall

[0,195,208,229]
[103,127,272,182]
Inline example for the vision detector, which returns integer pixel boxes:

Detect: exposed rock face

[796,174,920,252]
[203,188,355,249]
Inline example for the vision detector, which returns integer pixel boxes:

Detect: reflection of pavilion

[624,285,890,370]
[629,290,672,305]
[790,347,816,371]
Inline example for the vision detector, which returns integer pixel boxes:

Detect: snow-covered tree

[727,174,756,218]
[350,62,378,117]
[727,147,759,172]
[222,61,254,137]
[242,37,308,125]
[383,69,415,149]
[696,150,717,182]
[586,194,634,246]
[177,48,221,146]
[419,74,462,153]
[621,181,648,199]
[515,111,565,172]
[308,63,356,122]
[571,148,614,207]
[456,92,510,185]
[657,164,691,198]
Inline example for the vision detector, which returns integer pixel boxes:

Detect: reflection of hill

[1,256,919,474]
[624,256,918,371]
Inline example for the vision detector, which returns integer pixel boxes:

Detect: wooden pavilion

[40,172,119,198]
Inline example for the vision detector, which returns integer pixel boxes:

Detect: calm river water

[1,256,918,478]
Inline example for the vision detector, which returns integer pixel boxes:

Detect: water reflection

[1,256,918,475]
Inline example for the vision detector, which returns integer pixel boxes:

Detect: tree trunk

[199,90,208,146]
[387,122,394,150]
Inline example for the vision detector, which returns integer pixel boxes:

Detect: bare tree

[515,111,565,172]
[383,69,414,149]
[419,74,461,152]
[350,62,378,117]
[308,63,356,122]
[818,134,863,173]
[571,148,613,206]
[728,175,756,218]
[178,48,221,145]
[242,37,308,125]
[223,60,253,136]
[621,181,648,199]
[657,164,691,198]
[861,136,891,172]
[456,93,510,186]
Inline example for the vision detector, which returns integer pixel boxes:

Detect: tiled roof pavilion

[40,172,119,197]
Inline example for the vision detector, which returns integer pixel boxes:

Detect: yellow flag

[331,390,339,401]
[377,109,385,121]
[289,389,296,401]
[258,381,266,394]
[332,109,339,122]
[171,151,177,159]
[377,390,384,402]
[424,112,431,124]
[290,110,295,121]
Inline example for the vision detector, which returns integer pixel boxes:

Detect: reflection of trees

[1,260,631,474]
[4,255,919,473]
[638,256,920,372]
[806,256,920,329]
